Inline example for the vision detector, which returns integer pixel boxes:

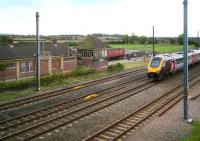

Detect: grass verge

[110,44,195,53]
[182,121,200,141]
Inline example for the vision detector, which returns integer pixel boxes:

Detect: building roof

[0,42,76,60]
[78,35,110,49]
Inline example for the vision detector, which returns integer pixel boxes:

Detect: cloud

[0,0,199,36]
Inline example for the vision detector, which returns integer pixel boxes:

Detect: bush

[71,67,96,77]
[0,67,96,91]
[0,78,36,92]
[108,63,124,72]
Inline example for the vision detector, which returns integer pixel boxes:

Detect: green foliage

[122,34,129,44]
[189,40,200,48]
[169,39,177,44]
[108,63,124,72]
[108,40,124,44]
[0,78,36,91]
[138,36,148,44]
[0,35,9,43]
[0,67,96,91]
[71,67,96,77]
[178,34,184,45]
[122,34,148,44]
[182,121,200,141]
[0,64,8,71]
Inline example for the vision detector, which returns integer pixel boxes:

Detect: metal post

[36,12,40,91]
[153,26,155,57]
[183,0,190,121]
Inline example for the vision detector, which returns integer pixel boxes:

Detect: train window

[150,57,162,68]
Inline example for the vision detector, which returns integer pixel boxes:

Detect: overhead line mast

[36,12,40,91]
[183,0,192,122]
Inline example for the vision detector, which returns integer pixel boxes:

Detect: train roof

[153,49,200,61]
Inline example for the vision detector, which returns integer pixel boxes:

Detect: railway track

[0,75,146,131]
[83,72,200,141]
[0,67,146,112]
[0,77,156,141]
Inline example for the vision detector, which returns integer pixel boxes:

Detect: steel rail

[0,68,146,111]
[0,81,156,141]
[83,72,200,141]
[0,75,146,132]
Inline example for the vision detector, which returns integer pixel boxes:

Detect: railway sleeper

[115,126,126,131]
[32,129,43,134]
[47,124,55,127]
[122,121,134,126]
[20,117,31,122]
[78,111,88,115]
[125,119,135,123]
[130,116,143,121]
[40,126,50,131]
[143,109,155,113]
[109,129,122,134]
[99,134,112,140]
[53,121,62,125]
[23,132,33,138]
[137,113,148,117]
[94,137,105,141]
[15,136,25,141]
[118,123,130,129]
[4,122,13,127]
[104,131,117,137]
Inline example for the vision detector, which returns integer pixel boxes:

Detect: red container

[107,48,125,59]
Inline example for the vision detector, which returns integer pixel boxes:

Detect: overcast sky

[0,0,200,37]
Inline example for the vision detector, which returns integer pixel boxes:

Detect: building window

[20,62,33,73]
[5,63,16,68]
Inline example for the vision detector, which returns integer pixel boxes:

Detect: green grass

[0,88,35,101]
[124,61,146,69]
[110,44,195,53]
[182,121,200,141]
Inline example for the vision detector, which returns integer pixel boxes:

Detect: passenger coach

[147,49,200,80]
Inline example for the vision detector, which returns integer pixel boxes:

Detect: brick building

[0,42,77,81]
[78,35,108,72]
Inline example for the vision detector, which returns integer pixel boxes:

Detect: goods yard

[0,63,200,141]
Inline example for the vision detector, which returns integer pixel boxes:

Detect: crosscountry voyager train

[147,49,200,80]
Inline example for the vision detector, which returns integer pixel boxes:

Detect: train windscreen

[150,57,162,68]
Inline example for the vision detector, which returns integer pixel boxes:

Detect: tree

[0,35,13,43]
[138,36,148,44]
[130,35,138,44]
[122,34,129,44]
[177,34,183,45]
[169,39,176,45]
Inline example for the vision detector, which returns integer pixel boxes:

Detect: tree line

[0,34,200,47]
[109,34,200,47]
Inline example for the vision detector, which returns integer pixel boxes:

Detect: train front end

[147,56,163,80]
